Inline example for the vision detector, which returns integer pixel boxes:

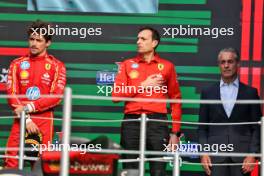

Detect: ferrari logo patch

[158,63,164,71]
[45,63,51,70]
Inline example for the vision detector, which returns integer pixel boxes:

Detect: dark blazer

[198,81,262,163]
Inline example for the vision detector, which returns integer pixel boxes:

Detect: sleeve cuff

[26,103,35,113]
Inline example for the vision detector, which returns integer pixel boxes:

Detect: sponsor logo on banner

[20,70,29,79]
[26,86,40,100]
[0,68,8,83]
[158,63,164,71]
[20,61,30,70]
[0,68,8,91]
[45,63,51,70]
[96,71,116,85]
[129,70,139,79]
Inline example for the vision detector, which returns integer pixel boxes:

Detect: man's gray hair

[218,47,240,62]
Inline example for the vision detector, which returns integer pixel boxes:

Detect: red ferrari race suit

[4,53,66,168]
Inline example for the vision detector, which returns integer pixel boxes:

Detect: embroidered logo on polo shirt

[131,63,139,69]
[158,63,164,71]
[129,70,139,79]
[45,63,51,70]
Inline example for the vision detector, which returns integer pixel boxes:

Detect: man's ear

[152,40,158,49]
[46,40,51,48]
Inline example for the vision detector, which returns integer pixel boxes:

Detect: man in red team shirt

[4,20,66,168]
[112,27,182,175]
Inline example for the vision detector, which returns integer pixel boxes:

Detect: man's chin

[137,50,152,54]
[30,52,40,57]
[137,49,143,53]
[222,74,236,80]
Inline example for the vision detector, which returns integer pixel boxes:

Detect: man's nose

[224,62,229,67]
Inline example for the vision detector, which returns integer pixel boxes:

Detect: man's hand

[141,74,165,88]
[26,120,40,135]
[201,155,212,175]
[168,134,179,152]
[12,104,24,117]
[242,156,256,174]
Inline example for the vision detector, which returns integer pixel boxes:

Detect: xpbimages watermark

[163,141,234,153]
[30,141,102,154]
[31,25,102,38]
[97,83,168,96]
[164,141,234,168]
[163,25,234,39]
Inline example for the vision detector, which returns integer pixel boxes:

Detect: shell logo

[20,70,29,79]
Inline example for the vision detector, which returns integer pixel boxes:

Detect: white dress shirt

[220,78,239,117]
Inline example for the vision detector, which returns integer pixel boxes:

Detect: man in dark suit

[198,48,262,176]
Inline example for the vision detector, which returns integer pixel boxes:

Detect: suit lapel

[216,83,228,118]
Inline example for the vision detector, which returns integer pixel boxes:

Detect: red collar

[134,53,161,63]
[29,53,48,60]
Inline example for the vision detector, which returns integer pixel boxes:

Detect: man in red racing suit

[4,20,66,168]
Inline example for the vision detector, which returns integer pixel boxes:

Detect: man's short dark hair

[218,47,240,62]
[138,27,160,50]
[27,20,52,42]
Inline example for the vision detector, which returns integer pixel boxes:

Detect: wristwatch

[171,131,182,138]
[176,131,183,137]
[23,105,30,113]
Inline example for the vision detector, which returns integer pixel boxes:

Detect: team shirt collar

[134,53,161,63]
